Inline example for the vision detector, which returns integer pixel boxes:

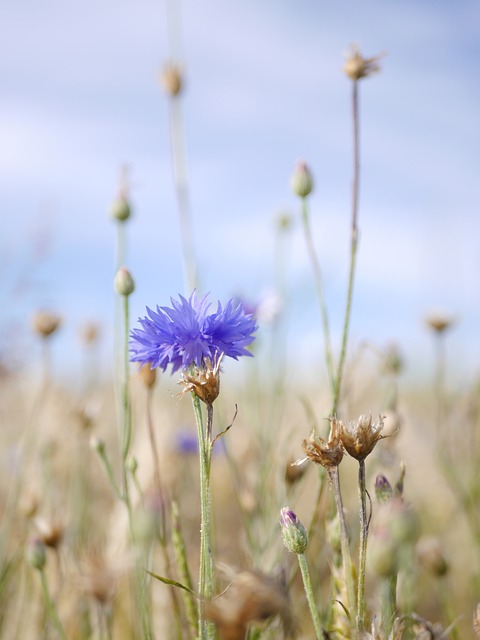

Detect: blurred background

[2,0,479,383]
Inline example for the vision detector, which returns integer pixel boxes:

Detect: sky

[2,0,480,384]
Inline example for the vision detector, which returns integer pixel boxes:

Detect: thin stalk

[297,553,324,640]
[300,197,335,392]
[356,460,368,633]
[39,569,68,640]
[332,79,360,414]
[381,574,397,638]
[192,394,214,639]
[330,467,356,626]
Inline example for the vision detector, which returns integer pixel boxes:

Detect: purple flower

[130,291,257,373]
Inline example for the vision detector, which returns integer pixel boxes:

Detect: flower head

[338,413,385,461]
[343,44,384,80]
[130,291,257,374]
[302,418,344,469]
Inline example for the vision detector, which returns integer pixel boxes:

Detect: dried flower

[280,507,308,554]
[31,310,61,338]
[160,62,183,97]
[290,160,313,198]
[206,567,292,640]
[302,417,344,469]
[417,537,448,577]
[343,44,384,80]
[114,267,135,297]
[130,291,257,373]
[338,413,385,461]
[425,313,454,334]
[35,516,64,550]
[138,362,157,389]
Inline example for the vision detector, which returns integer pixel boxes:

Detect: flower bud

[138,363,157,389]
[343,45,383,80]
[110,194,131,222]
[89,436,105,455]
[31,310,61,338]
[160,63,183,97]
[114,267,135,297]
[375,474,393,503]
[290,160,313,198]
[26,538,46,571]
[280,507,308,554]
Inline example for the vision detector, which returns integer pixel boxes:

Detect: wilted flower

[343,44,384,80]
[280,507,308,554]
[130,291,257,374]
[290,160,313,198]
[338,413,385,461]
[302,418,344,469]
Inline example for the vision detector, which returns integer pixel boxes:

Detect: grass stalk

[297,552,324,639]
[39,568,68,640]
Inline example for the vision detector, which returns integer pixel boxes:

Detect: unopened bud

[26,538,46,571]
[290,160,313,198]
[90,436,105,455]
[160,63,183,97]
[114,267,135,297]
[138,363,157,389]
[280,507,308,554]
[31,310,61,338]
[110,194,131,222]
[375,474,393,503]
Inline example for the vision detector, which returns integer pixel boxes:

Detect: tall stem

[357,460,368,632]
[39,569,68,640]
[301,198,335,392]
[297,553,324,640]
[192,395,214,639]
[332,79,360,414]
[330,467,356,625]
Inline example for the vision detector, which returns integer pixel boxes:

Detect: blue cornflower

[130,291,257,373]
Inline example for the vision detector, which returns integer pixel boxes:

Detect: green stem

[330,467,356,626]
[192,394,214,639]
[39,569,68,640]
[357,460,368,633]
[297,553,323,640]
[332,79,360,415]
[300,197,335,392]
[381,574,397,638]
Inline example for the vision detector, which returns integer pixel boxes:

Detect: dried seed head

[31,310,61,338]
[290,160,313,198]
[343,44,384,80]
[80,322,100,345]
[425,313,454,334]
[160,62,183,97]
[26,538,47,571]
[284,455,307,486]
[114,266,135,297]
[338,413,385,461]
[280,507,308,554]
[179,355,222,405]
[417,537,449,577]
[35,517,65,550]
[76,552,119,606]
[302,417,344,469]
[206,567,292,638]
[138,362,157,389]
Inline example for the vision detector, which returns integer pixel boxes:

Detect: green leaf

[145,570,197,596]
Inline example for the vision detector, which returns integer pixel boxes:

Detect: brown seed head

[338,413,385,461]
[425,313,454,334]
[35,517,65,550]
[417,537,449,577]
[138,362,157,389]
[160,62,183,97]
[302,418,344,469]
[31,310,61,338]
[284,455,307,486]
[179,355,222,405]
[343,44,384,80]
[206,567,292,639]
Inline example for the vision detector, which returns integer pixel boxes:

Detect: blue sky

[2,0,480,383]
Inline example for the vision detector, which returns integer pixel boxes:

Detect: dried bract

[179,354,222,405]
[302,418,344,469]
[338,413,385,461]
[343,44,384,80]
